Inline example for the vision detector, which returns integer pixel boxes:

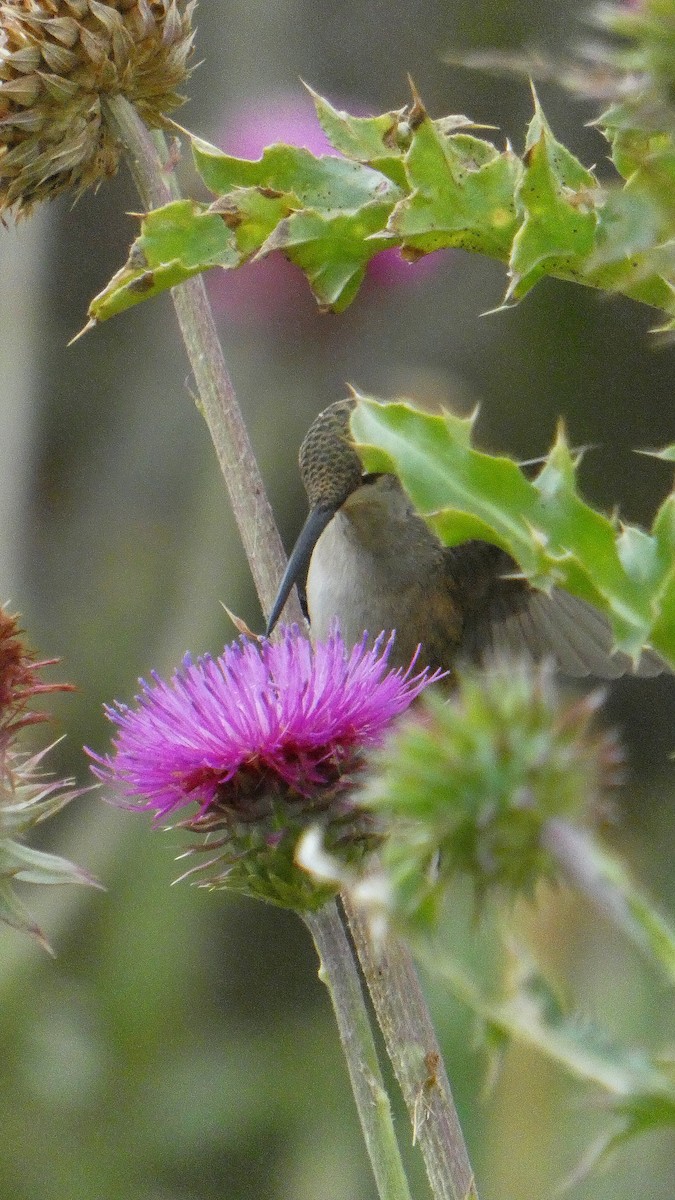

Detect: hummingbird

[266,398,662,679]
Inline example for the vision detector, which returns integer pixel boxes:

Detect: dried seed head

[0,0,195,215]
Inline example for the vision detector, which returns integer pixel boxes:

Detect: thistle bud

[0,0,195,215]
[356,661,624,931]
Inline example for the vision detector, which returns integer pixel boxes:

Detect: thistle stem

[542,818,675,985]
[101,94,299,622]
[343,896,479,1200]
[304,902,414,1200]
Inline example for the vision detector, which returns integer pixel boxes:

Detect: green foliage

[87,81,675,327]
[89,130,404,319]
[85,198,239,322]
[593,0,675,138]
[508,93,598,301]
[349,395,675,665]
[423,942,675,1181]
[574,835,675,986]
[384,92,521,261]
[0,751,99,952]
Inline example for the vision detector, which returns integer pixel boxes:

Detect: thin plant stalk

[542,818,675,985]
[102,94,291,620]
[304,902,414,1200]
[344,896,479,1200]
[102,93,476,1200]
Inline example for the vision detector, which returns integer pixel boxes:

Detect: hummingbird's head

[266,398,367,636]
[298,397,364,511]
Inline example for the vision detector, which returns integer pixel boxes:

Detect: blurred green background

[1,1,673,1197]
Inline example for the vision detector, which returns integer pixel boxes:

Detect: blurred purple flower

[207,90,438,324]
[89,625,441,823]
[221,91,336,159]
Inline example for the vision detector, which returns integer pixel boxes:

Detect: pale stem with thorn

[303,905,414,1200]
[344,896,478,1200]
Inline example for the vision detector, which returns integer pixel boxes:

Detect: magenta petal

[89,624,444,820]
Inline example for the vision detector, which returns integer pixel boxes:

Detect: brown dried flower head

[0,605,95,951]
[0,0,195,215]
[0,604,74,743]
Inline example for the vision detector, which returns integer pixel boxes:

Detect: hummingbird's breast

[306,475,462,671]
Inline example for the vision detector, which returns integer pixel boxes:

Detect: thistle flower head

[90,625,441,909]
[0,0,195,215]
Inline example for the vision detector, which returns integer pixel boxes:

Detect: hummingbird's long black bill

[266,504,337,637]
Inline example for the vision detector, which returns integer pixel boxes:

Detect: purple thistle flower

[89,625,441,826]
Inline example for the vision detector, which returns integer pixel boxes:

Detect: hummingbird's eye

[361,472,383,486]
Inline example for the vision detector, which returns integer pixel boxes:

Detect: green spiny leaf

[87,89,675,323]
[590,186,664,270]
[414,941,675,1179]
[649,444,675,463]
[210,186,301,257]
[0,838,99,888]
[259,201,397,311]
[508,89,599,299]
[389,102,521,259]
[420,941,675,1104]
[350,395,675,661]
[305,85,409,188]
[0,879,53,953]
[191,136,402,212]
[88,199,239,323]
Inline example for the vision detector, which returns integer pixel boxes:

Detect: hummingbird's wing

[447,542,665,679]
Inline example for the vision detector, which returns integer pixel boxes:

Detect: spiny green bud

[0,0,195,216]
[356,662,623,930]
